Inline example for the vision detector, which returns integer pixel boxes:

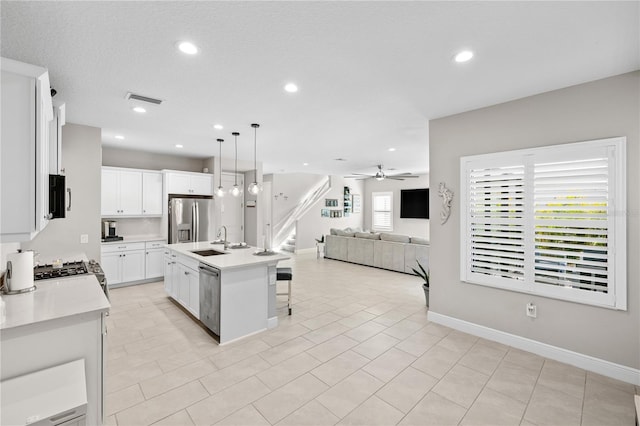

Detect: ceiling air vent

[125,92,164,105]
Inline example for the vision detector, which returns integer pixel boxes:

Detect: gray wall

[22,123,102,261]
[102,146,206,172]
[363,174,430,239]
[429,71,639,369]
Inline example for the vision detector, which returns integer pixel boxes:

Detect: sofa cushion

[335,229,355,237]
[380,233,410,243]
[355,232,380,240]
[410,237,429,245]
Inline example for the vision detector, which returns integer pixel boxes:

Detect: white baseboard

[295,248,316,255]
[267,316,278,329]
[428,311,640,386]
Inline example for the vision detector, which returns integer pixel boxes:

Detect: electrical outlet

[526,303,537,318]
[80,234,89,244]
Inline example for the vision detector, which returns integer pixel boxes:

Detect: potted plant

[412,261,429,307]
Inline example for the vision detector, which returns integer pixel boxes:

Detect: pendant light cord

[252,123,259,181]
[218,139,223,185]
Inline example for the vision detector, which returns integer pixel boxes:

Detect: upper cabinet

[142,171,163,215]
[0,58,54,242]
[165,171,213,196]
[102,167,162,217]
[101,167,142,216]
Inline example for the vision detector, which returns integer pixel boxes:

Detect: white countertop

[0,274,110,331]
[101,235,165,245]
[168,241,290,270]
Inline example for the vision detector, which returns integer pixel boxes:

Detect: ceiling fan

[347,164,419,181]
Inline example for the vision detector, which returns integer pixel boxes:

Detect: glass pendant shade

[231,132,242,197]
[215,186,225,197]
[248,182,259,195]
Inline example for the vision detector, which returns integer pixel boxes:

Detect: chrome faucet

[217,226,229,249]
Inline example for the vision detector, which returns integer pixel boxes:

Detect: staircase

[280,232,297,253]
[273,176,332,250]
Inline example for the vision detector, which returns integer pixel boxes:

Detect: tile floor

[105,253,638,426]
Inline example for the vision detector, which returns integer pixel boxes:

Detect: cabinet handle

[66,188,72,211]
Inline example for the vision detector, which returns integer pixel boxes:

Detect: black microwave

[49,174,66,219]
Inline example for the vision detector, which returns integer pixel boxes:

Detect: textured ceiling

[2,1,638,175]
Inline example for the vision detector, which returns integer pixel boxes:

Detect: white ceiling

[2,2,638,176]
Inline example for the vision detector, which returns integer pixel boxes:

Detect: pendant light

[215,139,225,197]
[247,123,260,195]
[230,132,242,197]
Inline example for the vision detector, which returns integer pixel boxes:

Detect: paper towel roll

[6,251,34,292]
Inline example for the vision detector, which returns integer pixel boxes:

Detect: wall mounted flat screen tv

[400,188,429,219]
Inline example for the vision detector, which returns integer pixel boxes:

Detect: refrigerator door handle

[191,202,196,242]
[194,201,200,241]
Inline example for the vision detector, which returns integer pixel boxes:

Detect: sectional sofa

[324,228,429,275]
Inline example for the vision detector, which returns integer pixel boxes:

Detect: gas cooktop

[33,261,88,281]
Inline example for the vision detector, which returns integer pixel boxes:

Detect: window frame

[460,137,627,310]
[372,191,393,232]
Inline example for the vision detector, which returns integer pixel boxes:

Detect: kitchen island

[164,242,290,344]
[1,274,110,425]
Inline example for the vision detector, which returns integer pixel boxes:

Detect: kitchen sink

[190,249,227,256]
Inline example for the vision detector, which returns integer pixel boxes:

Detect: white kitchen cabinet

[164,249,200,318]
[101,242,145,286]
[145,248,164,279]
[165,171,213,196]
[142,171,163,215]
[177,263,199,318]
[49,100,65,175]
[1,57,54,242]
[100,252,120,285]
[101,167,143,216]
[163,251,176,297]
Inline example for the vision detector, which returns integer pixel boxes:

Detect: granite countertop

[167,241,290,271]
[101,235,166,245]
[0,274,110,331]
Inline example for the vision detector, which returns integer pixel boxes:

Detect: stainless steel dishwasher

[199,264,221,335]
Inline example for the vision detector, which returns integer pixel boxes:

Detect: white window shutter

[460,137,626,310]
[469,165,526,281]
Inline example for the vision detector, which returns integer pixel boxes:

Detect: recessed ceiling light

[284,83,298,93]
[177,41,198,55]
[115,135,125,140]
[303,162,309,166]
[214,124,223,130]
[175,144,183,148]
[133,106,146,113]
[454,50,474,63]
[388,148,396,152]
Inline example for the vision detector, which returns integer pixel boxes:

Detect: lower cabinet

[101,243,145,285]
[164,250,200,319]
[145,248,164,279]
[101,239,166,286]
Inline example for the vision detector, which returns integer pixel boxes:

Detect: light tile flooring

[105,253,638,426]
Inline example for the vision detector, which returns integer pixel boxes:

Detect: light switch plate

[80,234,89,244]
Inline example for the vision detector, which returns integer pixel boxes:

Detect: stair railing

[273,176,332,249]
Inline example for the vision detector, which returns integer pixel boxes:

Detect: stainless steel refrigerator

[168,195,215,244]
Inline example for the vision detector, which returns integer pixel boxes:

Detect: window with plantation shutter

[372,192,393,231]
[460,137,626,310]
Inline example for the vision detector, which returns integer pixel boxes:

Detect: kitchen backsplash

[112,217,162,238]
